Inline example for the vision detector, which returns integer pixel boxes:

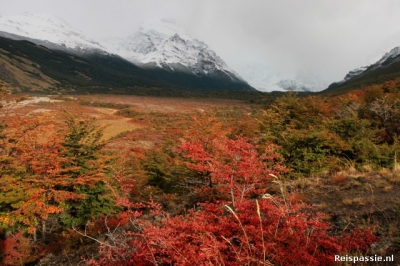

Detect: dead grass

[341,198,353,206]
[96,118,139,141]
[342,197,367,206]
[379,168,394,178]
[382,185,393,192]
[330,172,348,186]
[93,107,118,115]
[360,164,374,172]
[385,171,400,184]
[291,177,321,190]
[77,94,249,114]
[373,178,392,189]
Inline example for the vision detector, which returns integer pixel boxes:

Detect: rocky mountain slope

[0,14,253,92]
[0,36,176,93]
[325,46,400,94]
[103,18,247,86]
[0,13,105,53]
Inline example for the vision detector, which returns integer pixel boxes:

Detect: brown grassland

[1,90,400,265]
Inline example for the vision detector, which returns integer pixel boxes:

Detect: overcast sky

[2,0,400,84]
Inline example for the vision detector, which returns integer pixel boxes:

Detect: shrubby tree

[0,112,116,265]
[85,136,377,266]
[260,87,400,174]
[60,114,118,227]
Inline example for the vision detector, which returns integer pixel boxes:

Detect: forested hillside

[0,37,255,95]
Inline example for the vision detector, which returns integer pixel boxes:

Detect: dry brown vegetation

[0,50,59,91]
[1,91,400,265]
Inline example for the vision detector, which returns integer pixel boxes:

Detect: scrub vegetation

[1,79,400,265]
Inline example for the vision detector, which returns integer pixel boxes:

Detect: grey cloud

[2,0,400,84]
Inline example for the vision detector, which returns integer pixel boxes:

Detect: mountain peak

[0,13,104,52]
[0,14,253,92]
[375,46,400,67]
[138,18,191,41]
[326,45,400,93]
[103,18,246,85]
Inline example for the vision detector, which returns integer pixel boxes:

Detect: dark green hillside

[0,37,170,92]
[148,67,255,92]
[322,60,400,96]
[0,37,255,94]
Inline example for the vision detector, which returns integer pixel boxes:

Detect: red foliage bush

[86,198,377,266]
[86,137,378,266]
[179,137,288,204]
[0,232,44,266]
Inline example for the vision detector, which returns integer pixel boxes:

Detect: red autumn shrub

[86,198,377,266]
[86,136,378,266]
[0,232,44,266]
[179,136,288,204]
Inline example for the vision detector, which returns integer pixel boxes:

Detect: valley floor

[1,93,399,265]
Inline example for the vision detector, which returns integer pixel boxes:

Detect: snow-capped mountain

[0,13,105,53]
[277,77,326,92]
[373,46,400,68]
[103,18,246,84]
[0,14,252,91]
[338,46,400,84]
[341,66,368,82]
[326,45,400,93]
[235,64,327,92]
